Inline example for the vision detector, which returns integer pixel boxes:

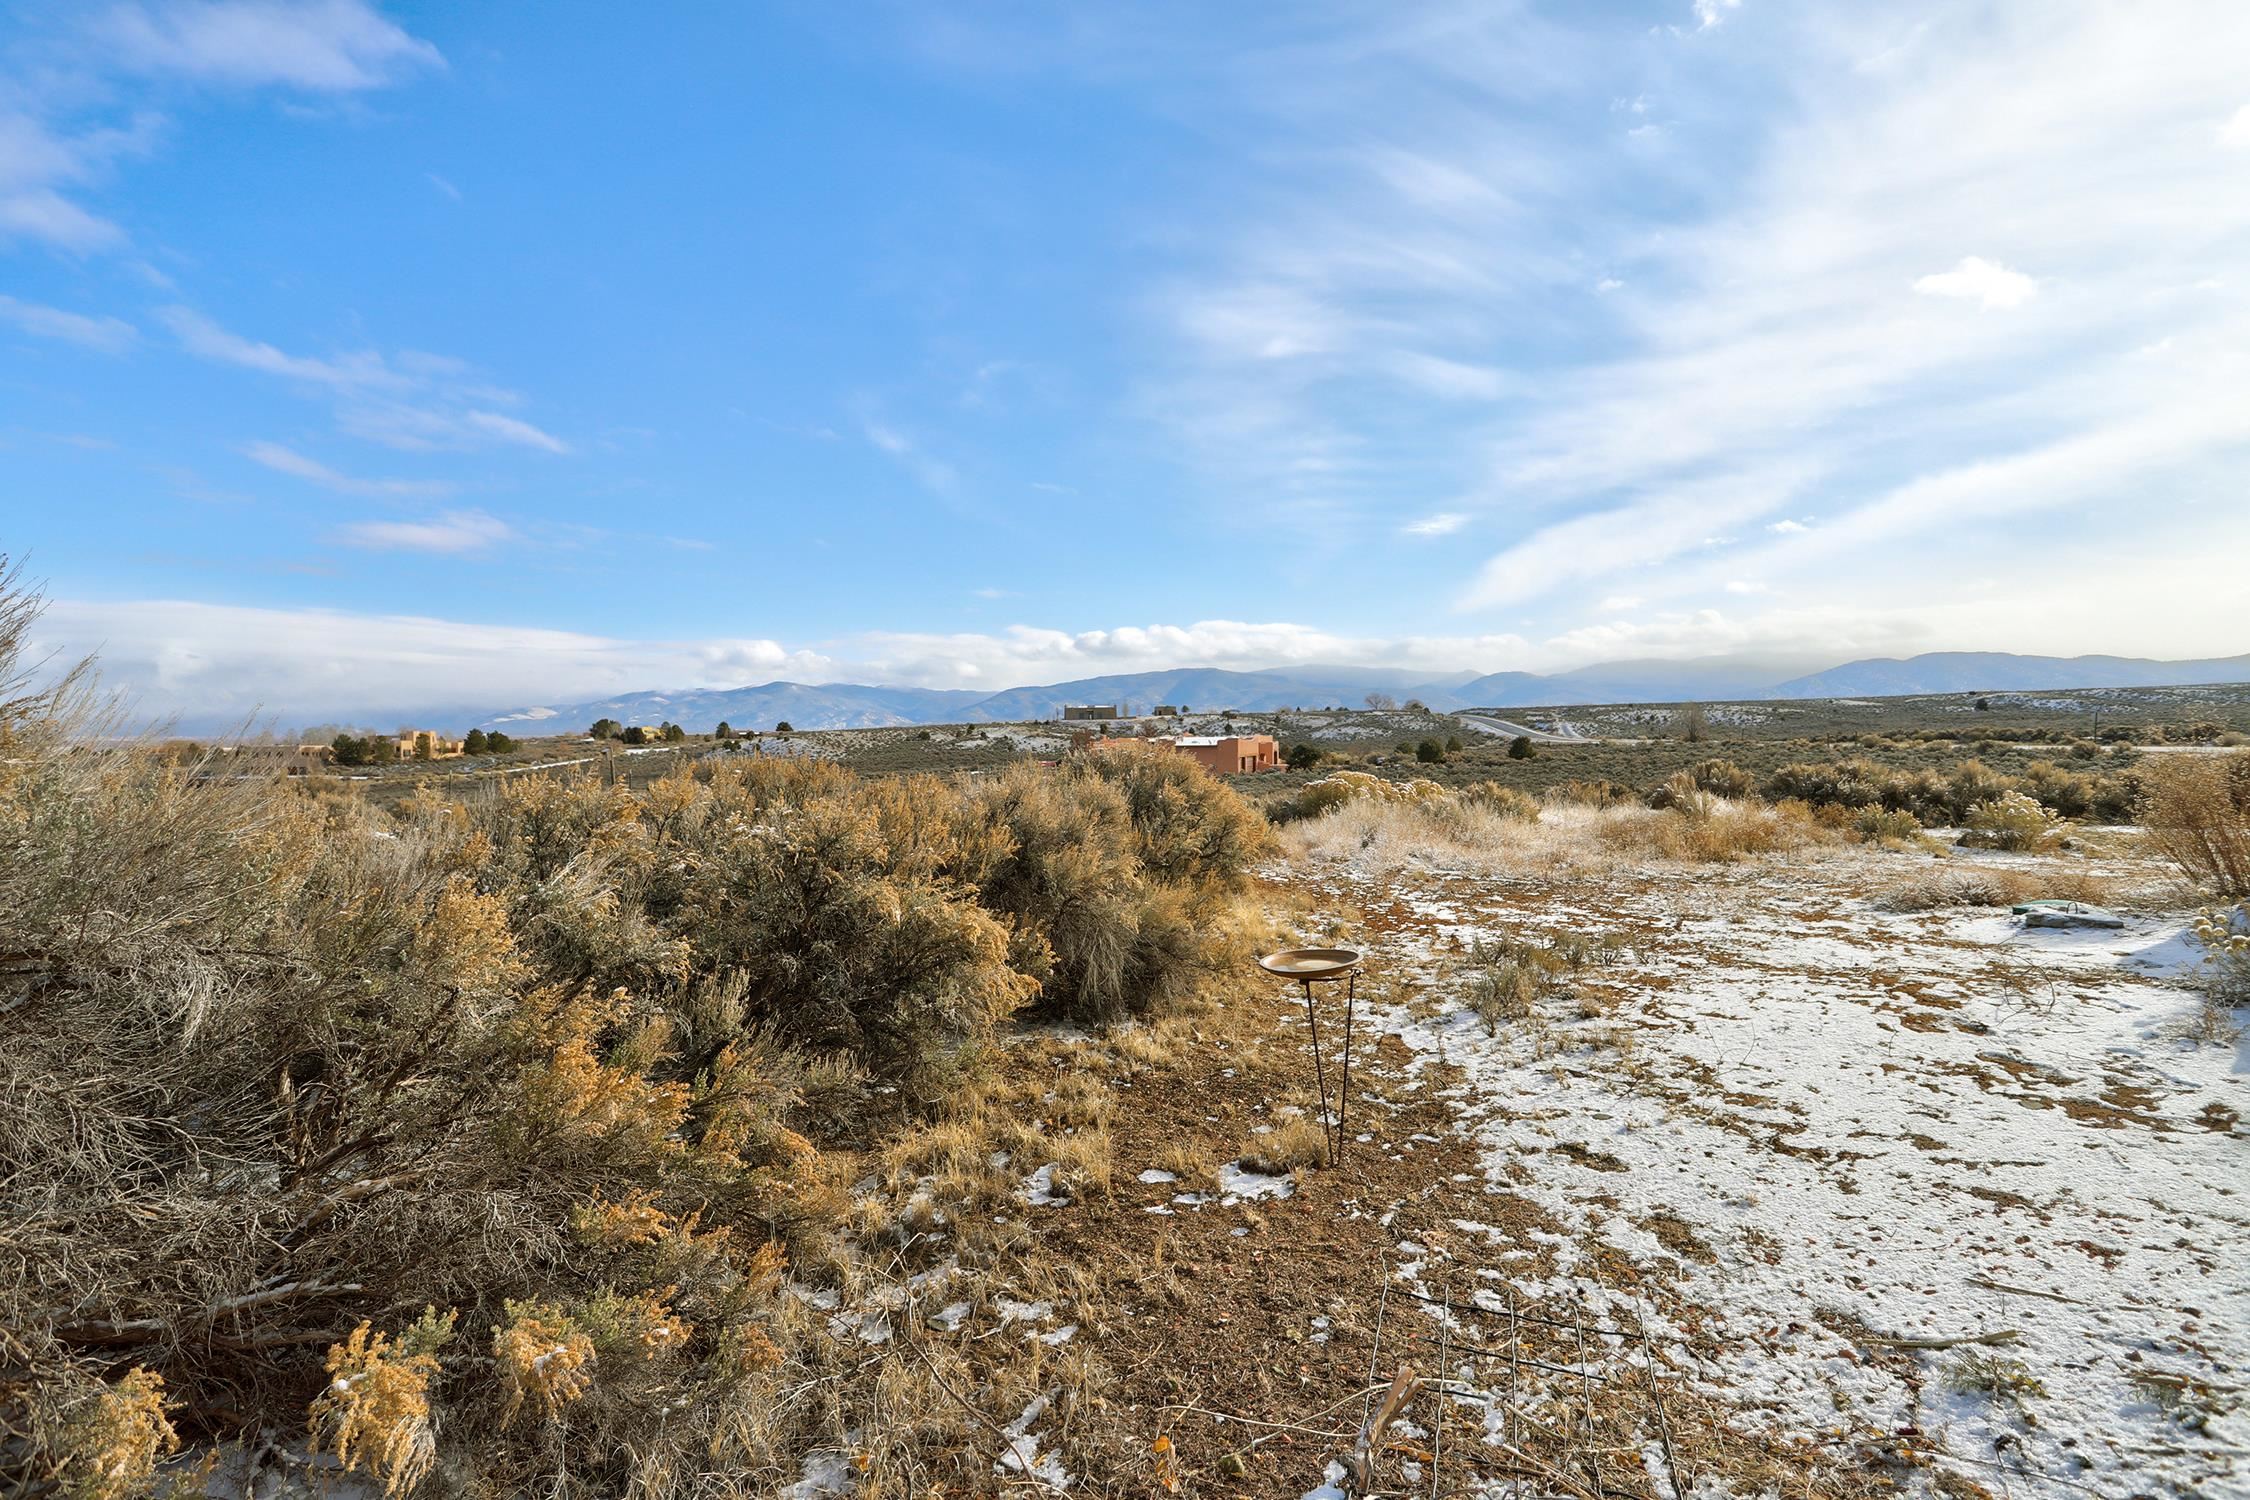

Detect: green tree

[485,731,517,754]
[464,728,489,755]
[1283,743,1323,771]
[775,721,793,734]
[660,722,687,743]
[1508,735,1534,760]
[714,720,734,740]
[589,718,622,739]
[412,732,435,762]
[1445,735,1463,753]
[621,725,650,746]
[1415,738,1445,764]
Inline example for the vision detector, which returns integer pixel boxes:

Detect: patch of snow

[996,1392,1071,1489]
[1019,1162,1069,1206]
[1218,1162,1296,1200]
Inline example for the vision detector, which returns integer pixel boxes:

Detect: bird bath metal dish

[1258,947,1362,980]
[1258,948,1364,1163]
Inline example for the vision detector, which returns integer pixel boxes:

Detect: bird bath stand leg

[1334,969,1357,1160]
[1300,977,1336,1162]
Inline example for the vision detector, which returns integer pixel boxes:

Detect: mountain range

[475,650,2250,735]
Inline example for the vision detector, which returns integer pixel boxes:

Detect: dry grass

[1237,1113,1330,1174]
[2143,752,2250,896]
[1283,788,1836,876]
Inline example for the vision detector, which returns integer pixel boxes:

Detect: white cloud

[160,305,405,387]
[1913,255,2038,310]
[336,509,515,554]
[103,0,442,91]
[1694,0,1742,30]
[1386,352,1511,400]
[1402,511,1468,537]
[242,439,453,498]
[1766,517,1810,534]
[162,307,569,453]
[0,5,434,253]
[1723,579,1765,594]
[425,171,460,199]
[1595,595,1643,612]
[0,110,154,250]
[0,294,135,352]
[1463,464,1815,609]
[463,410,569,454]
[2219,104,2250,149]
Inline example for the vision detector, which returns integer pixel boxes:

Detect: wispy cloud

[425,170,461,200]
[242,439,453,498]
[336,509,515,554]
[861,418,957,494]
[162,307,569,453]
[0,294,135,352]
[102,0,443,91]
[0,109,159,251]
[161,305,407,388]
[1,3,437,253]
[1402,511,1467,537]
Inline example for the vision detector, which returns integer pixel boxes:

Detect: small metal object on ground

[1258,946,1363,1162]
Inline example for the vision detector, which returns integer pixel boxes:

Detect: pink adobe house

[1091,733,1280,775]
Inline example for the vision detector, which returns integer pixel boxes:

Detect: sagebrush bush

[0,575,1261,1497]
[1763,755,2133,826]
[1874,866,2109,913]
[1960,791,2061,851]
[1688,758,1755,797]
[1461,781,1540,821]
[1854,806,1924,844]
[2142,752,2250,896]
[1462,931,1621,1034]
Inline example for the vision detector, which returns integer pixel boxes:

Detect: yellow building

[395,730,467,760]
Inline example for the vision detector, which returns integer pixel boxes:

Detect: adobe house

[395,730,467,760]
[1172,733,1279,774]
[1090,733,1279,775]
[1061,704,1122,721]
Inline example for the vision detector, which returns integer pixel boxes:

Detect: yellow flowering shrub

[312,1310,455,1495]
[493,1301,596,1424]
[60,1368,177,1500]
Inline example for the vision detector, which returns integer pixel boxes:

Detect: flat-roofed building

[1089,732,1279,775]
[1061,704,1122,721]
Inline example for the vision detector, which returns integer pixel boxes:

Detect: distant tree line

[329,728,517,766]
[588,718,689,745]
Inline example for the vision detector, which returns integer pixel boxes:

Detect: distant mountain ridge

[474,650,2250,734]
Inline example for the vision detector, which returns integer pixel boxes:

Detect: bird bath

[1258,948,1363,1162]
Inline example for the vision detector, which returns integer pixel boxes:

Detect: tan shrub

[2142,752,2250,896]
[1960,791,2060,852]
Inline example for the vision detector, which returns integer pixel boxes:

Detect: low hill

[472,650,2250,734]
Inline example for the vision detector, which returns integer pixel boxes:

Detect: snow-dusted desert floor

[1289,840,2245,1498]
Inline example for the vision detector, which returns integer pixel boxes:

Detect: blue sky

[4,0,2248,720]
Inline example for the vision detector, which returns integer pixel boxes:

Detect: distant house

[1061,704,1122,721]
[395,730,467,761]
[1089,732,1279,775]
[1152,704,1180,717]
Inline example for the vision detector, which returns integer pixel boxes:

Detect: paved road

[1456,712,1586,743]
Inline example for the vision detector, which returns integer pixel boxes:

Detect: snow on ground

[1295,843,2246,1497]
